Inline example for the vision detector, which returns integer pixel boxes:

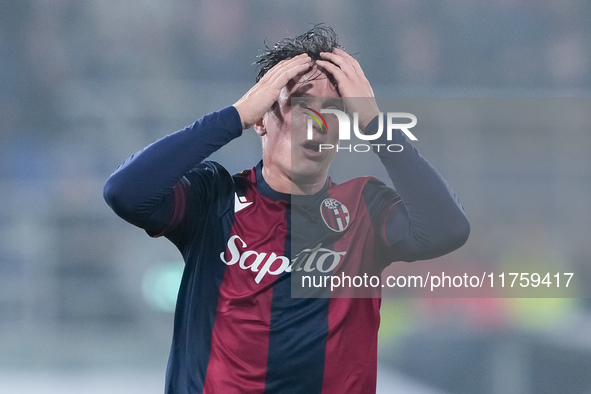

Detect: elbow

[431,210,470,257]
[103,177,118,209]
[103,174,137,219]
[446,213,471,252]
[384,205,470,262]
[404,212,470,262]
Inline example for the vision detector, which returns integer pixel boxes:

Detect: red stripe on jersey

[151,181,186,237]
[203,171,289,394]
[321,181,381,393]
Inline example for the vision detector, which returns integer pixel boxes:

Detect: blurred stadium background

[1,1,590,393]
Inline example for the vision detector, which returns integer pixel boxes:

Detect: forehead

[279,66,340,104]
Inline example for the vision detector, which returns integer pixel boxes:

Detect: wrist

[359,111,380,132]
[360,111,380,131]
[232,104,248,129]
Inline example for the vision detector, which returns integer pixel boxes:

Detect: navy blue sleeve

[367,115,470,262]
[103,106,243,237]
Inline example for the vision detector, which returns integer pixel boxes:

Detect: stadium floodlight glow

[142,262,184,312]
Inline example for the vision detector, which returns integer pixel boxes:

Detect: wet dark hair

[255,24,341,82]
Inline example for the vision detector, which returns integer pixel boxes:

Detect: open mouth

[303,141,321,152]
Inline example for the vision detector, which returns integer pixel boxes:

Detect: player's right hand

[233,54,312,129]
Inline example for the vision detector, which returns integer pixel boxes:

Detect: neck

[262,165,327,195]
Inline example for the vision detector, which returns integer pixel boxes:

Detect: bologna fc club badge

[320,198,350,232]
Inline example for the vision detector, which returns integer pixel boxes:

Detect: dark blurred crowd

[1,0,590,140]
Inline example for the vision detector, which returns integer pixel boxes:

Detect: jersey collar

[254,160,333,204]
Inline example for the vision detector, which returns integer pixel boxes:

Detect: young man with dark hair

[104,25,469,394]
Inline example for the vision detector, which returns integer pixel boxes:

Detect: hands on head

[316,49,379,131]
[233,49,379,131]
[233,54,312,130]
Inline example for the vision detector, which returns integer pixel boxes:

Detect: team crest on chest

[320,198,350,232]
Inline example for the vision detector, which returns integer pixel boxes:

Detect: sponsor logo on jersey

[220,235,346,284]
[320,198,350,232]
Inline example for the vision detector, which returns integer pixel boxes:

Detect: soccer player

[104,26,469,394]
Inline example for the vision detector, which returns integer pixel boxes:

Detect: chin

[290,161,328,184]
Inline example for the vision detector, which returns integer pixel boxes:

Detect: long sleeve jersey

[104,106,469,394]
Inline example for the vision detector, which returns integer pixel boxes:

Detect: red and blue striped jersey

[103,106,469,394]
[162,160,399,393]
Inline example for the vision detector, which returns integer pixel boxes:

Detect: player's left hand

[316,48,380,131]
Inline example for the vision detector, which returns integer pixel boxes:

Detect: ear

[253,114,267,137]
